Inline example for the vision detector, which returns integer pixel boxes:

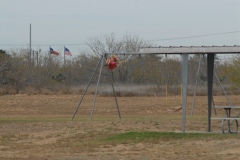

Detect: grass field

[1,94,240,160]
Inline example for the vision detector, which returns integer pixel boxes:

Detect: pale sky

[1,0,240,56]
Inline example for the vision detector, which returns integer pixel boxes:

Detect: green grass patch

[101,131,240,144]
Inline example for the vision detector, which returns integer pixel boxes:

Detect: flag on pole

[50,47,60,56]
[64,47,72,56]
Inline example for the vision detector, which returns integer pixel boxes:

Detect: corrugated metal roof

[139,45,240,54]
[144,45,240,48]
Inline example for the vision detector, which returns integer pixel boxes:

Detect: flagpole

[49,46,51,67]
[64,45,66,66]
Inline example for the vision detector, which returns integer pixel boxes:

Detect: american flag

[64,47,72,56]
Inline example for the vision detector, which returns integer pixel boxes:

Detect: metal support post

[207,54,215,132]
[182,54,189,133]
[110,70,121,119]
[90,56,104,120]
[202,55,217,115]
[72,56,103,120]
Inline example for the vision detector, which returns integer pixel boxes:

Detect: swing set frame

[72,54,121,120]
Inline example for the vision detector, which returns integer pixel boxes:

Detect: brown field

[1,94,240,160]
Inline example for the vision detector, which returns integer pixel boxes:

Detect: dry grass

[1,94,240,159]
[1,83,238,97]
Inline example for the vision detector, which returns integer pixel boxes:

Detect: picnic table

[211,106,240,134]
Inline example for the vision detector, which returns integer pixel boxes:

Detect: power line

[1,30,240,47]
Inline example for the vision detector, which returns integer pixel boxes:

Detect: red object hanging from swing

[108,61,117,70]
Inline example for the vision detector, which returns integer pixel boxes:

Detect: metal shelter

[140,45,240,132]
[72,45,240,133]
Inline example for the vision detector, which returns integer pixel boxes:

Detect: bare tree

[86,33,150,83]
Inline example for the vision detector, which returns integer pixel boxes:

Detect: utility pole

[32,50,34,66]
[35,51,38,66]
[29,23,32,64]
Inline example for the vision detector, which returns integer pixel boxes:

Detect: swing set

[72,54,121,120]
[72,52,151,120]
[72,52,176,120]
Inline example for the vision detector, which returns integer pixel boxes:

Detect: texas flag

[64,47,72,56]
[50,47,60,56]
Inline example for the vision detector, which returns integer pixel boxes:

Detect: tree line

[0,33,239,95]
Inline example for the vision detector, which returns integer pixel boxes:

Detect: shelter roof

[139,45,240,54]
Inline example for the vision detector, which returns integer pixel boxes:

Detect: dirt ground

[1,94,240,160]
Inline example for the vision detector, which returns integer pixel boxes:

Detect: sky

[1,0,240,57]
